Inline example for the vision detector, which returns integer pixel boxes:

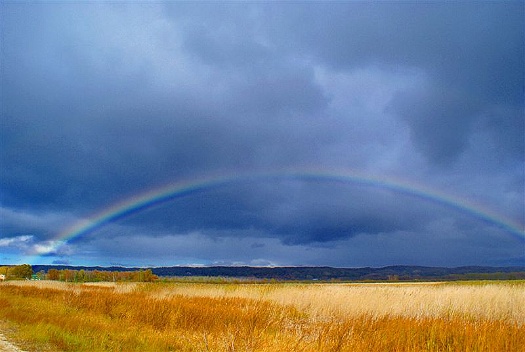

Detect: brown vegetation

[0,281,523,351]
[44,268,157,282]
[0,265,33,280]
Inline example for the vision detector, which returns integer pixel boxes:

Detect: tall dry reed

[0,280,523,351]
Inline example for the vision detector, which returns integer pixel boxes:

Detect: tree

[47,269,60,280]
[10,264,33,279]
[0,266,9,276]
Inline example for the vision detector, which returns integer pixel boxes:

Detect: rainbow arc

[29,170,525,263]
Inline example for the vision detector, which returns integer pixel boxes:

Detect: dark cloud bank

[0,2,523,267]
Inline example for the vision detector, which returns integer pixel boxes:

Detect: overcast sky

[1,2,524,268]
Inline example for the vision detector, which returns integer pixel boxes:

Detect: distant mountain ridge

[30,265,525,281]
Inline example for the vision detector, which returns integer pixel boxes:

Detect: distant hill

[30,265,525,281]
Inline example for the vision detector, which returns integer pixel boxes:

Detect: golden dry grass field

[0,280,523,351]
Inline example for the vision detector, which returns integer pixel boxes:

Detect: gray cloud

[1,2,523,266]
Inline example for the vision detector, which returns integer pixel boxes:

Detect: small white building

[0,274,6,281]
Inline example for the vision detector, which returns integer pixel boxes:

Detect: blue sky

[1,2,524,267]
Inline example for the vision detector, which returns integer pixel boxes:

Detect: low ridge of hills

[31,265,525,281]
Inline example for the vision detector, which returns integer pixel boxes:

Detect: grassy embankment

[0,280,523,351]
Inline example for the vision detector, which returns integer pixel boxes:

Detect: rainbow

[34,170,525,259]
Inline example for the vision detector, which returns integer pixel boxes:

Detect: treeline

[28,264,525,282]
[0,265,158,282]
[148,265,525,281]
[45,268,158,282]
[0,264,33,280]
[442,272,525,281]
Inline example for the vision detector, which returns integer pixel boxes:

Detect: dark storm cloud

[1,2,523,266]
[263,2,524,164]
[1,2,329,208]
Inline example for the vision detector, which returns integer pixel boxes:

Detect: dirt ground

[0,331,26,352]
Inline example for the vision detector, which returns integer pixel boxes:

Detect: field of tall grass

[0,280,523,351]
